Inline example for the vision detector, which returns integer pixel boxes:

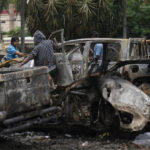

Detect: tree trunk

[123,0,127,38]
[0,0,7,13]
[144,0,147,4]
[21,0,25,52]
[0,0,7,43]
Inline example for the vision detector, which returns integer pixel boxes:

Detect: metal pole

[123,0,127,38]
[21,0,25,52]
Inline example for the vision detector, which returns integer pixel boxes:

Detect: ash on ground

[0,131,150,150]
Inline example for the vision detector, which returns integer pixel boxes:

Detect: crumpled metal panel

[0,82,6,121]
[60,38,129,84]
[55,53,74,86]
[100,76,150,131]
[0,66,51,119]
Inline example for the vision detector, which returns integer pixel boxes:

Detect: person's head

[33,30,46,46]
[11,36,19,47]
[91,31,99,38]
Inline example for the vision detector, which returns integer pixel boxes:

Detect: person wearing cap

[6,36,24,60]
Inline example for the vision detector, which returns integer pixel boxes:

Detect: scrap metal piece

[0,66,51,120]
[3,106,61,125]
[0,58,23,68]
[100,76,150,131]
[1,115,59,135]
[141,83,150,97]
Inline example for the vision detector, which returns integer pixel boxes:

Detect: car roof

[63,38,128,46]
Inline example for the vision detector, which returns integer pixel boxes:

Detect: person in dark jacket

[19,30,57,89]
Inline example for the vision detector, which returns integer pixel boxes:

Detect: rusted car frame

[64,59,150,131]
[53,36,150,132]
[55,37,148,86]
[0,66,62,134]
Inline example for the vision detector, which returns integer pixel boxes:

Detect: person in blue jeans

[6,37,24,60]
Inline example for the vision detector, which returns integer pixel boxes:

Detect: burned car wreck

[58,37,150,131]
[0,33,150,134]
[66,59,150,132]
[0,66,62,134]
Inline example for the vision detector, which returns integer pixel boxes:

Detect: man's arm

[15,51,24,57]
[51,37,59,50]
[19,56,30,67]
[8,46,24,57]
[53,37,58,46]
[19,47,38,67]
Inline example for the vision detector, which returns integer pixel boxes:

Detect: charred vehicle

[56,37,150,85]
[56,36,150,132]
[0,29,150,134]
[0,67,61,134]
[66,59,150,132]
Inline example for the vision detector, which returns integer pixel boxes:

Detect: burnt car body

[55,37,150,86]
[53,35,150,132]
[0,29,150,133]
[0,67,61,134]
[62,59,150,132]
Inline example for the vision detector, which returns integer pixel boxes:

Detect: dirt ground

[0,130,150,150]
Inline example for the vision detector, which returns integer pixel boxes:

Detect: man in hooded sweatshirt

[19,30,57,89]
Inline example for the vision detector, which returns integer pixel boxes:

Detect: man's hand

[20,53,24,57]
[18,56,30,68]
[18,63,23,68]
[49,34,55,40]
[94,57,98,62]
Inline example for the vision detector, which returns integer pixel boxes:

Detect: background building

[0,4,20,34]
